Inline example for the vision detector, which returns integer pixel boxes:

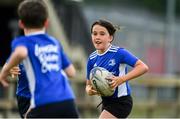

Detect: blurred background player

[0,0,79,118]
[10,62,76,118]
[85,19,149,118]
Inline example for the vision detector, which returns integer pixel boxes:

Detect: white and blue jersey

[86,45,138,98]
[11,31,75,108]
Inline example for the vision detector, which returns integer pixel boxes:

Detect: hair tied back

[114,25,125,31]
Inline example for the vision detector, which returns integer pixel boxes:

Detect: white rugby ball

[90,67,115,96]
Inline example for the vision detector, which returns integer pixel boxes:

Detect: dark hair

[18,0,48,28]
[91,19,116,36]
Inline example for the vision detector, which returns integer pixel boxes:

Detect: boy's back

[12,33,75,108]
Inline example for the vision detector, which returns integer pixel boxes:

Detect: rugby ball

[90,67,115,96]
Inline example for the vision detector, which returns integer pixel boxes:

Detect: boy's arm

[64,64,76,78]
[5,63,20,79]
[0,46,27,87]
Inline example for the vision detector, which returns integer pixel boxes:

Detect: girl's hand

[86,84,100,96]
[106,75,125,90]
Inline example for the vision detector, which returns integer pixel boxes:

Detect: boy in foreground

[0,0,79,118]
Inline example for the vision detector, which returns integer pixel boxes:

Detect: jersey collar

[97,44,112,56]
[25,30,45,36]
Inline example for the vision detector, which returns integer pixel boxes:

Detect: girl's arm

[110,60,149,89]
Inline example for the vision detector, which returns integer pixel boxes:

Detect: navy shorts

[26,99,79,118]
[16,95,30,118]
[102,95,133,118]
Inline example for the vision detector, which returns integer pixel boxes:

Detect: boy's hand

[0,71,10,87]
[10,66,20,79]
[0,80,9,87]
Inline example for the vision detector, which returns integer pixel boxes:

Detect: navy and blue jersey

[86,45,138,98]
[6,57,31,98]
[16,63,31,98]
[11,31,75,108]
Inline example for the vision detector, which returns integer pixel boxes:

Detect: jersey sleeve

[11,37,26,52]
[59,44,71,70]
[6,37,24,63]
[86,57,93,80]
[119,48,138,67]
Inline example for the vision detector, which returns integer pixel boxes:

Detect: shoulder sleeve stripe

[90,54,97,60]
[109,49,118,52]
[90,51,97,57]
[111,45,119,49]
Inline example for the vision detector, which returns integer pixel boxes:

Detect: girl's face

[91,24,113,54]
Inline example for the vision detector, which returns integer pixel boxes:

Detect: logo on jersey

[94,63,97,67]
[108,59,116,66]
[35,44,60,73]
